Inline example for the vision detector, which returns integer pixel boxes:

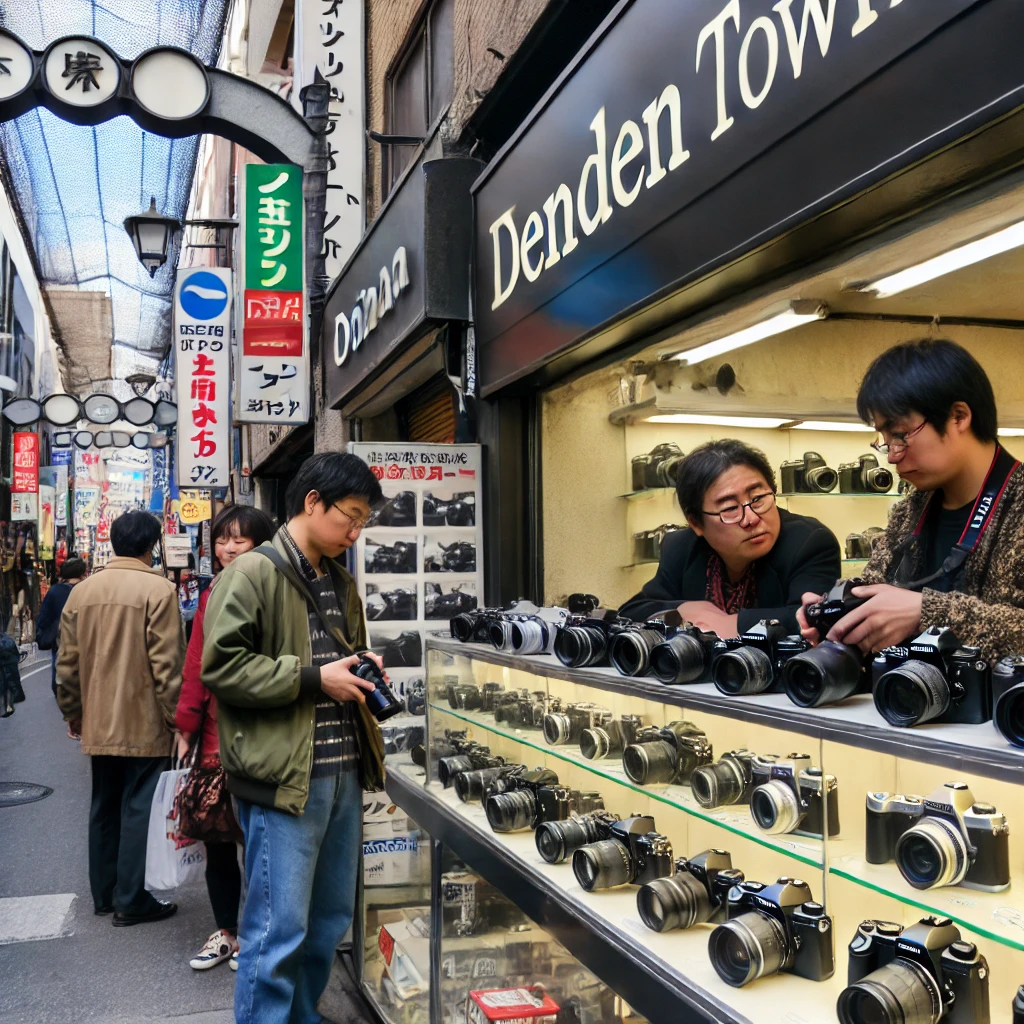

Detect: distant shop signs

[11,431,38,520]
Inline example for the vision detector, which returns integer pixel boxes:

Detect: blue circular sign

[179,271,228,321]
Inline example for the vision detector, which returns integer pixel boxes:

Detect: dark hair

[284,452,384,521]
[675,439,777,520]
[856,338,997,442]
[60,558,87,581]
[212,505,276,563]
[110,509,163,559]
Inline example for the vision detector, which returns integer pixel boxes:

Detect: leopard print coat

[861,462,1024,662]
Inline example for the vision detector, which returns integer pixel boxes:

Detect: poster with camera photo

[351,443,484,703]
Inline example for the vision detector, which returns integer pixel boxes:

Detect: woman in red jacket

[175,505,275,970]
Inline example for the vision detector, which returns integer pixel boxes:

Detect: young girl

[175,505,275,970]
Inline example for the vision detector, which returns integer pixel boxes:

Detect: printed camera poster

[349,443,484,710]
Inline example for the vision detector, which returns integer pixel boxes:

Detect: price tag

[378,926,395,965]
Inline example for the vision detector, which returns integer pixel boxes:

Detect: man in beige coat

[58,510,185,925]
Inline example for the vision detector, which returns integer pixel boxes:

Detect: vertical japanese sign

[293,0,365,280]
[12,432,38,493]
[38,468,56,560]
[239,164,309,424]
[175,267,232,487]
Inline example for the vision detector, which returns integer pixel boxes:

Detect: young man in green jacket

[203,453,386,1024]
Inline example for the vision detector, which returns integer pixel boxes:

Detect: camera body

[839,453,894,494]
[872,627,992,727]
[636,849,744,932]
[804,579,869,637]
[650,626,728,685]
[553,613,626,669]
[780,452,838,494]
[864,782,1010,892]
[352,656,405,723]
[690,749,758,809]
[632,443,685,491]
[368,541,417,574]
[493,690,558,729]
[454,763,526,804]
[542,702,612,747]
[450,608,502,644]
[608,619,672,677]
[535,809,620,864]
[750,754,839,839]
[489,605,569,656]
[572,816,674,891]
[714,620,809,697]
[579,714,644,760]
[992,653,1024,748]
[839,917,989,1024]
[484,769,604,833]
[437,744,505,788]
[711,877,835,987]
[844,527,884,561]
[622,720,712,786]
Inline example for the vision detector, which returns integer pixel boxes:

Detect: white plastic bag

[145,766,206,891]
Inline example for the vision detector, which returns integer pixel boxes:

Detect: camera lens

[622,740,678,785]
[864,466,894,493]
[580,727,611,760]
[994,682,1024,748]
[804,465,839,493]
[874,663,950,727]
[455,767,507,804]
[783,643,863,708]
[650,633,709,684]
[691,759,746,809]
[637,872,713,932]
[488,620,515,652]
[572,840,632,891]
[485,790,537,832]
[535,816,603,864]
[894,817,970,890]
[750,780,803,835]
[543,713,572,746]
[554,626,608,668]
[437,755,475,788]
[511,618,549,656]
[708,911,787,988]
[713,647,774,696]
[837,960,943,1024]
[609,629,662,677]
[451,614,475,643]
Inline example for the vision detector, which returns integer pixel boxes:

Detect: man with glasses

[799,338,1023,661]
[203,453,387,1024]
[622,439,840,636]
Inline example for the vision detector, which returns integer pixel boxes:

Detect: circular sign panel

[180,270,228,321]
[0,32,35,102]
[43,37,119,108]
[132,48,209,120]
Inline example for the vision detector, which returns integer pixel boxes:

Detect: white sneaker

[190,929,238,971]
[230,948,240,972]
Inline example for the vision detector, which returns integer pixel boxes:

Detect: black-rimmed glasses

[870,420,927,460]
[333,503,370,531]
[702,492,776,525]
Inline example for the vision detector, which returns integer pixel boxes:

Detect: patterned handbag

[174,715,242,844]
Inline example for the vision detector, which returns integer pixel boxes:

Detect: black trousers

[205,840,241,932]
[89,755,169,915]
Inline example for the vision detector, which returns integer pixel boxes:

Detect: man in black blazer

[621,440,840,636]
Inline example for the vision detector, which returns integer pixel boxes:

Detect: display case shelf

[779,491,902,499]
[386,759,848,1024]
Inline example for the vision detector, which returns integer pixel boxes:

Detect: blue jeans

[234,770,362,1024]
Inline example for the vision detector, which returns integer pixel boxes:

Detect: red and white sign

[12,432,38,493]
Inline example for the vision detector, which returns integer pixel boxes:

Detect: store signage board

[12,431,38,493]
[179,489,212,524]
[174,267,231,487]
[473,0,989,394]
[349,442,484,707]
[38,467,56,560]
[164,534,193,570]
[238,163,309,425]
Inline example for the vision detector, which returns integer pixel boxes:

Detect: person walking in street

[175,505,275,971]
[203,453,387,1024]
[36,557,87,697]
[57,510,185,925]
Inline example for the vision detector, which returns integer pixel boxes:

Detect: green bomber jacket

[861,461,1024,663]
[202,532,385,815]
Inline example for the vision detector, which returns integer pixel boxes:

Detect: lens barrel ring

[894,815,970,890]
[836,959,943,1024]
[709,911,788,988]
[874,661,951,727]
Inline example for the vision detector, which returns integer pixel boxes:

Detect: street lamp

[124,197,181,276]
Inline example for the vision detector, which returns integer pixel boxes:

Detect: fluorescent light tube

[647,414,791,429]
[673,301,827,365]
[859,220,1024,298]
[998,427,1024,437]
[789,421,874,432]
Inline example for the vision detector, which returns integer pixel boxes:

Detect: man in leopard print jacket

[798,339,1024,664]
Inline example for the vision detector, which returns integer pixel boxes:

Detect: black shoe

[94,905,114,916]
[112,901,178,927]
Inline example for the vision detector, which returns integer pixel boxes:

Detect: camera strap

[894,445,1019,592]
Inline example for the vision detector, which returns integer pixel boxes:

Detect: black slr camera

[367,541,417,574]
[839,453,894,494]
[437,743,505,788]
[424,540,476,573]
[608,619,672,677]
[637,849,744,933]
[782,579,870,708]
[484,769,604,833]
[445,679,505,712]
[622,720,712,786]
[631,443,685,491]
[993,653,1024,748]
[690,749,758,810]
[650,626,728,685]
[709,877,834,988]
[837,917,989,1024]
[780,452,838,493]
[553,612,626,669]
[872,627,992,727]
[750,753,839,839]
[571,815,674,891]
[450,607,502,644]
[865,781,1010,892]
[352,656,405,723]
[542,702,612,747]
[713,620,810,697]
[1015,984,1024,1024]
[535,809,620,864]
[579,714,644,760]
[845,526,884,560]
[494,689,557,730]
[454,763,527,804]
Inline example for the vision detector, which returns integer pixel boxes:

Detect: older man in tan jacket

[58,510,185,926]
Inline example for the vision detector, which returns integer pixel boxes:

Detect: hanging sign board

[179,489,212,525]
[11,492,37,521]
[164,534,193,570]
[238,163,309,425]
[12,431,38,493]
[174,267,232,487]
[54,464,68,528]
[38,467,56,559]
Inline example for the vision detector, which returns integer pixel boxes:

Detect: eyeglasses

[703,491,776,525]
[870,420,927,460]
[333,503,370,532]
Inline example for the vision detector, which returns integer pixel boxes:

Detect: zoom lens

[713,647,774,696]
[874,662,950,727]
[488,619,515,652]
[691,759,747,809]
[863,466,894,493]
[450,614,475,643]
[572,840,632,891]
[554,626,608,668]
[894,816,970,890]
[543,713,573,746]
[455,767,511,804]
[437,755,475,788]
[650,633,710,684]
[750,780,803,835]
[837,960,943,1024]
[535,816,605,864]
[709,911,788,988]
[609,629,663,677]
[994,682,1024,748]
[783,643,863,708]
[804,465,839,493]
[580,726,617,760]
[511,618,550,656]
[485,790,536,833]
[637,872,714,932]
[622,740,678,785]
